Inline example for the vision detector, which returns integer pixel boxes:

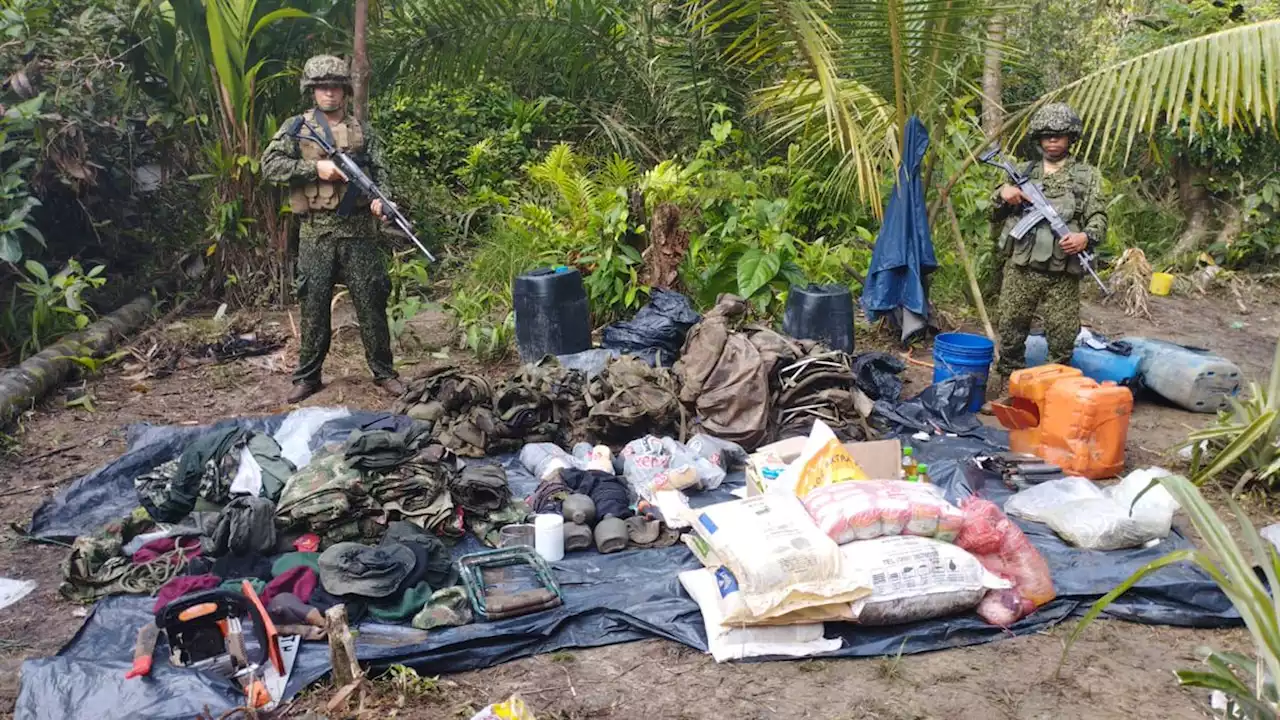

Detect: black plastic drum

[513,267,591,362]
[782,284,855,353]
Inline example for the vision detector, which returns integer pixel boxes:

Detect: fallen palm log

[0,292,157,428]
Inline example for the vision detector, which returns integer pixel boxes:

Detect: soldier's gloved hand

[1060,232,1088,255]
[316,159,347,182]
[998,184,1025,205]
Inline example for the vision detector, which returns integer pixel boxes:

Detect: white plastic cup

[533,514,565,563]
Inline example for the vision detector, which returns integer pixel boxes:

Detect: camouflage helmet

[1028,102,1083,140]
[300,55,351,93]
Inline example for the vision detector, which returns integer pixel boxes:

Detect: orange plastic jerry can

[1039,377,1134,479]
[999,365,1084,456]
[995,364,1133,479]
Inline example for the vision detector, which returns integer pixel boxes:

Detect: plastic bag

[601,289,701,367]
[770,420,868,499]
[955,497,1055,626]
[871,376,979,435]
[841,536,1010,625]
[685,434,749,490]
[1004,477,1105,524]
[679,568,843,662]
[692,495,865,621]
[621,436,685,502]
[273,407,351,468]
[519,443,580,481]
[1006,469,1181,551]
[620,435,736,501]
[852,352,907,402]
[804,480,964,544]
[469,696,535,720]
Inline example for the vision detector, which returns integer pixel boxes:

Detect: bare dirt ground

[1,284,1275,719]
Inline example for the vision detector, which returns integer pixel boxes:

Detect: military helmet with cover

[300,55,351,93]
[1028,102,1083,140]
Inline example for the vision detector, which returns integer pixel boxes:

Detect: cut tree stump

[326,604,362,688]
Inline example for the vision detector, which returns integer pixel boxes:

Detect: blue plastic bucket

[933,332,995,413]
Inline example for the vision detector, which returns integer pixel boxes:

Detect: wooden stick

[325,604,362,690]
[943,197,1001,364]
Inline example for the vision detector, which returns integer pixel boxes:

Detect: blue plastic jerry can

[1070,345,1142,386]
[1023,331,1141,386]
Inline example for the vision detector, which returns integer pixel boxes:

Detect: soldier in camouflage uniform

[991,102,1109,383]
[262,55,407,403]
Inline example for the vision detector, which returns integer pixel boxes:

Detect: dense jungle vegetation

[0,0,1278,363]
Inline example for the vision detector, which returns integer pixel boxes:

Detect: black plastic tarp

[17,410,1239,720]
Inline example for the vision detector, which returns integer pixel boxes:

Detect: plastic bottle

[915,464,931,484]
[534,514,565,562]
[901,447,917,479]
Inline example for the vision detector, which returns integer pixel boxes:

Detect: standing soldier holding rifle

[987,102,1110,394]
[262,54,407,403]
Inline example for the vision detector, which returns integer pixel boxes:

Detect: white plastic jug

[534,514,565,562]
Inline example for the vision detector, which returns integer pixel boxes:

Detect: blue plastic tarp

[861,115,938,339]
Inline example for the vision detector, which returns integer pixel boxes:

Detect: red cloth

[260,567,317,606]
[152,574,221,613]
[133,537,202,565]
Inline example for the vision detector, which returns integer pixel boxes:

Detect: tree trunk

[642,202,689,290]
[1169,154,1214,261]
[981,14,1006,138]
[0,292,157,428]
[352,0,371,125]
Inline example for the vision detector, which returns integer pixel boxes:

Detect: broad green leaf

[24,260,48,282]
[737,248,781,299]
[0,234,20,263]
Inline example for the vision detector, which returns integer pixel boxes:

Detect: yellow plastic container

[1149,272,1174,296]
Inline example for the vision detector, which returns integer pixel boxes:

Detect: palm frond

[1032,19,1280,163]
[689,0,1001,208]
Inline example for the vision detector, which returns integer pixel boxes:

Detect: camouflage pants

[995,262,1080,377]
[294,227,395,385]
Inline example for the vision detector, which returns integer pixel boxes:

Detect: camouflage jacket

[990,156,1109,276]
[260,109,395,238]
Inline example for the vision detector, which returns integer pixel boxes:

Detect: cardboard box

[746,437,903,496]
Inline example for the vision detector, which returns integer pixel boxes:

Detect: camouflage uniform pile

[273,443,475,544]
[393,363,598,455]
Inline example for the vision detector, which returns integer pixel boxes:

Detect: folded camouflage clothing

[275,448,369,544]
[136,427,293,522]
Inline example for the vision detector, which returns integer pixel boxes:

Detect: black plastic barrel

[783,284,855,353]
[513,267,591,362]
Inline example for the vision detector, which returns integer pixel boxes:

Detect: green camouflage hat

[300,54,351,93]
[1028,102,1083,140]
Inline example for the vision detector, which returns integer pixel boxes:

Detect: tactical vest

[288,109,367,216]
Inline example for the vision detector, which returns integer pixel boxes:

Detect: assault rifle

[979,146,1108,294]
[292,117,436,262]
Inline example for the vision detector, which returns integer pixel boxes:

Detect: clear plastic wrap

[1006,469,1181,551]
[955,497,1056,626]
[803,480,965,544]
